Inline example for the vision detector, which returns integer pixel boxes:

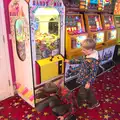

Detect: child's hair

[81,38,96,50]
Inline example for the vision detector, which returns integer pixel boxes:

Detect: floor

[0,64,120,120]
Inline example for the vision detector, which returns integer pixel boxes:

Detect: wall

[3,0,16,86]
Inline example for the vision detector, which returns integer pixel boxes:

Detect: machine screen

[66,15,85,33]
[34,8,60,60]
[95,32,104,43]
[104,15,115,29]
[71,35,87,49]
[88,15,102,31]
[90,0,98,4]
[108,30,117,40]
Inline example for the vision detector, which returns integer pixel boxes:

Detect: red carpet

[0,64,120,120]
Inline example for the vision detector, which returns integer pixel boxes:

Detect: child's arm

[65,57,83,64]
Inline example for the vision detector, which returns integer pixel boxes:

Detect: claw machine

[9,0,65,107]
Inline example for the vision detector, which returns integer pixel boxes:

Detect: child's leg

[77,86,87,106]
[52,104,70,116]
[86,88,98,107]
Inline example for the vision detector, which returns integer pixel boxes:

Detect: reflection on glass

[108,30,117,40]
[94,32,104,43]
[15,19,26,61]
[88,15,101,31]
[71,35,87,49]
[34,8,60,60]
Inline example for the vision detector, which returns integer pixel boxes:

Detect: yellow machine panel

[105,30,117,47]
[66,32,88,59]
[84,13,106,51]
[90,31,107,50]
[65,14,88,59]
[37,55,64,83]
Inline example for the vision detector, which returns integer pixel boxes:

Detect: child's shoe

[87,102,100,110]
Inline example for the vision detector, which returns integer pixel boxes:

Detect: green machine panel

[114,16,120,43]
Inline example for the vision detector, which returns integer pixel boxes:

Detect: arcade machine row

[83,0,116,72]
[9,0,65,107]
[64,0,104,59]
[64,0,105,89]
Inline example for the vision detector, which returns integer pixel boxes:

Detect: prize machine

[113,0,120,62]
[9,0,65,107]
[65,14,88,59]
[101,14,117,47]
[97,0,116,69]
[84,13,105,50]
[114,0,120,43]
[83,0,106,51]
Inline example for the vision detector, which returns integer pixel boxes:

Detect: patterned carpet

[0,64,120,120]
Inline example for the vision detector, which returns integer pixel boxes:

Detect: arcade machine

[84,0,117,74]
[98,0,116,70]
[101,14,117,47]
[84,0,106,51]
[113,0,120,63]
[114,0,120,43]
[61,0,88,59]
[84,14,106,50]
[101,0,117,47]
[65,14,88,59]
[9,0,65,107]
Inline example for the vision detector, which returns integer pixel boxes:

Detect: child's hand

[85,82,90,89]
[57,116,64,120]
[65,59,69,63]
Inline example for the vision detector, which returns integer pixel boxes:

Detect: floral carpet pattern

[0,64,120,120]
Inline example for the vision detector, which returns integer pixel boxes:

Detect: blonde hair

[81,38,96,50]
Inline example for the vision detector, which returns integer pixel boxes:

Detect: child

[65,38,100,109]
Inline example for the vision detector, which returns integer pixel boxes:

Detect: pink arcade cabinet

[9,0,65,107]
